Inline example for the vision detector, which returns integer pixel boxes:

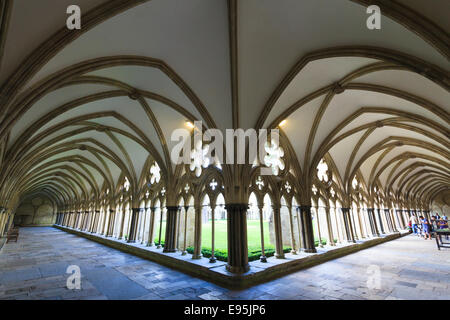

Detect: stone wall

[13,196,56,226]
[431,190,449,217]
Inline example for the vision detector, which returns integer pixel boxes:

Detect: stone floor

[0,227,448,300]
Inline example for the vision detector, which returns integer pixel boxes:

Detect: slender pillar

[107,209,115,237]
[383,209,392,232]
[100,209,109,236]
[157,208,163,248]
[314,206,324,248]
[287,206,297,254]
[127,208,141,243]
[73,211,81,229]
[325,206,335,246]
[258,205,267,262]
[295,207,304,252]
[272,204,284,258]
[92,210,100,233]
[396,209,405,229]
[332,207,342,243]
[367,208,380,236]
[349,208,359,240]
[147,207,156,246]
[163,206,179,252]
[341,208,356,243]
[118,209,126,239]
[181,206,189,255]
[210,206,216,263]
[141,208,149,244]
[299,206,317,253]
[225,204,249,273]
[376,208,385,234]
[192,205,202,259]
[356,207,365,238]
[175,207,181,249]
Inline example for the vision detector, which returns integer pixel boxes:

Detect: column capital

[225,203,249,211]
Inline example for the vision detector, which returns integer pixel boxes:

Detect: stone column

[92,210,100,233]
[147,207,156,246]
[325,206,335,246]
[299,206,317,253]
[181,206,189,254]
[376,208,385,234]
[78,211,84,229]
[341,208,356,243]
[101,210,108,235]
[225,204,250,273]
[65,212,71,227]
[127,208,141,243]
[141,208,149,244]
[287,205,297,254]
[314,206,324,248]
[396,209,404,229]
[209,206,217,263]
[118,209,126,239]
[73,212,78,229]
[192,205,202,259]
[367,208,380,237]
[163,206,179,252]
[258,205,267,262]
[332,207,342,244]
[107,209,116,237]
[356,207,365,238]
[383,209,392,233]
[272,204,284,258]
[350,208,359,240]
[85,211,90,231]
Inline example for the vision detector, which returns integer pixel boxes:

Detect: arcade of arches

[0,0,448,282]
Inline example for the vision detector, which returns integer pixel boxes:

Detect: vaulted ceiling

[0,0,448,209]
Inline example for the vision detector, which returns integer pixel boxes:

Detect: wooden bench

[6,227,19,243]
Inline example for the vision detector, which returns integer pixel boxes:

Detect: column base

[290,249,297,255]
[226,264,249,274]
[260,256,267,262]
[209,257,217,263]
[181,250,187,256]
[303,248,317,253]
[192,254,202,260]
[274,253,285,259]
[163,248,176,253]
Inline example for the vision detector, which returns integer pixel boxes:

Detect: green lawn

[201,219,271,250]
[154,219,325,249]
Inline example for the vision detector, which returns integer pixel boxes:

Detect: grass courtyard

[154,219,326,251]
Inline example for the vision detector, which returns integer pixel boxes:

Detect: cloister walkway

[0,227,449,300]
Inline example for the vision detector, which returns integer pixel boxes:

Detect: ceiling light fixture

[185,120,195,129]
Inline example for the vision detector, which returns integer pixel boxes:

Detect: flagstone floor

[0,227,448,300]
